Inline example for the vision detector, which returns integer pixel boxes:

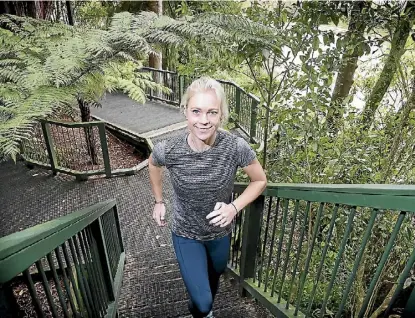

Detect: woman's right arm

[149,154,166,226]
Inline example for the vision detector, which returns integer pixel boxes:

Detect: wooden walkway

[0,95,273,317]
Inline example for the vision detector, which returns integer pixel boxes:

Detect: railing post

[179,75,185,105]
[235,88,241,122]
[250,99,259,143]
[149,70,154,100]
[90,218,115,301]
[98,123,111,178]
[163,72,168,101]
[403,286,415,317]
[239,195,264,296]
[41,121,58,175]
[262,105,271,169]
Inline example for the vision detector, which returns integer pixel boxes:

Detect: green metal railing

[228,184,415,318]
[142,67,262,143]
[21,119,144,180]
[0,200,124,318]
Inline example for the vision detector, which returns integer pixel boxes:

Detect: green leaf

[281,10,287,23]
[331,14,339,26]
[313,36,319,51]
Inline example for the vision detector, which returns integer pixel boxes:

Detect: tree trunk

[383,77,415,181]
[0,1,37,17]
[148,0,163,70]
[66,1,74,25]
[327,1,367,133]
[0,1,13,14]
[361,3,415,127]
[78,99,99,165]
[36,1,46,19]
[148,0,163,98]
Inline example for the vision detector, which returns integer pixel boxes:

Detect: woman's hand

[153,203,166,227]
[206,202,237,227]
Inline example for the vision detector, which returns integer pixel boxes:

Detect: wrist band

[230,202,238,213]
[154,200,165,204]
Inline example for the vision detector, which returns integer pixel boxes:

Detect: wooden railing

[229,183,415,318]
[0,200,124,318]
[142,67,263,143]
[21,119,148,180]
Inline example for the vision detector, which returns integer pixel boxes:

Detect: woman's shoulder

[160,130,188,151]
[217,128,248,145]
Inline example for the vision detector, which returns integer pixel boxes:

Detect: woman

[149,77,267,318]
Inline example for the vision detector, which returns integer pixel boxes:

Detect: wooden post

[98,123,111,178]
[179,75,185,105]
[403,286,415,318]
[239,195,264,296]
[235,88,241,122]
[250,99,259,143]
[41,121,58,175]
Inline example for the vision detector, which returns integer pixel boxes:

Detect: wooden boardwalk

[0,95,273,317]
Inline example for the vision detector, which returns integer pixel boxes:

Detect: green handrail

[229,183,415,318]
[21,118,149,180]
[0,199,125,318]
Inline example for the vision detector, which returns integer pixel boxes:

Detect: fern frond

[195,13,274,37]
[144,29,187,47]
[108,11,135,34]
[115,78,147,104]
[0,58,22,67]
[0,84,24,102]
[0,66,24,84]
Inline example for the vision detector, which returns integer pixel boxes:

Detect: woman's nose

[199,113,209,124]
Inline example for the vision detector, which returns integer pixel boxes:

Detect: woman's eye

[209,111,218,115]
[192,110,200,114]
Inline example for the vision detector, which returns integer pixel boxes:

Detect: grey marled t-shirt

[151,129,256,240]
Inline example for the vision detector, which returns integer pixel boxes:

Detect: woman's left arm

[232,158,267,212]
[207,159,267,227]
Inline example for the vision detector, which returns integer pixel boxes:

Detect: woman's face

[185,90,222,142]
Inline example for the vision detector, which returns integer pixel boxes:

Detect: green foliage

[75,0,112,28]
[152,1,415,316]
[0,13,169,161]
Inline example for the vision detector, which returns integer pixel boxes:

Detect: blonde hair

[180,77,229,125]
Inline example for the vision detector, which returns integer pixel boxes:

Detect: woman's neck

[188,132,217,152]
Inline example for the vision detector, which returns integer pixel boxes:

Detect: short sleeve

[236,137,256,168]
[151,140,166,166]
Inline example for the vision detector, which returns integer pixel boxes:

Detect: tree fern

[0,14,167,162]
[0,10,277,161]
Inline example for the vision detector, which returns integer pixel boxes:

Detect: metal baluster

[294,202,324,314]
[65,239,94,317]
[286,201,311,309]
[335,208,379,318]
[320,207,357,318]
[257,196,273,288]
[358,211,406,318]
[306,204,339,315]
[85,227,110,305]
[271,199,290,298]
[54,246,80,316]
[78,231,106,317]
[35,259,59,317]
[46,252,70,317]
[278,200,300,302]
[264,198,281,293]
[23,268,45,318]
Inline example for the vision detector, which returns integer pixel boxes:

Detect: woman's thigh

[205,234,231,274]
[171,233,211,297]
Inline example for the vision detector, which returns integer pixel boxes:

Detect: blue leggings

[172,232,231,318]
